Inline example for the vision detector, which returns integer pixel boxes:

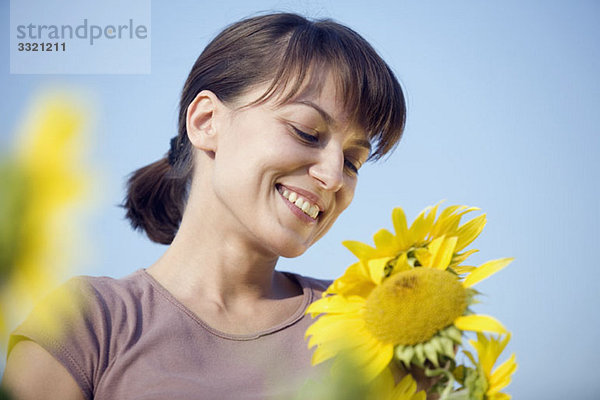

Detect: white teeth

[279,186,320,219]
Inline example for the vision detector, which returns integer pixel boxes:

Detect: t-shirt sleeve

[8,277,109,400]
[294,274,333,299]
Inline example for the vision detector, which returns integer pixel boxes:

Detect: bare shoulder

[1,340,85,400]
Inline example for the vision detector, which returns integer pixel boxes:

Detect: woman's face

[201,73,370,258]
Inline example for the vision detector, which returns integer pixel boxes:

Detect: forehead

[273,68,364,133]
[233,66,371,148]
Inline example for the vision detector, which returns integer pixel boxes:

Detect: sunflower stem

[442,388,470,400]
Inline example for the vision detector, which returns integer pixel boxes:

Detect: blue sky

[2,1,599,398]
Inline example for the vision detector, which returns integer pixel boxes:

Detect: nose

[308,144,345,192]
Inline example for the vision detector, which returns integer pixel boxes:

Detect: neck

[147,195,288,308]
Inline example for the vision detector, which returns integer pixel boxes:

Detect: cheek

[318,183,356,233]
[337,180,357,212]
[310,188,355,245]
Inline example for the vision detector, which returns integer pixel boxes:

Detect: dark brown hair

[123,12,406,244]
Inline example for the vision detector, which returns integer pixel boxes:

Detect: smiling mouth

[276,184,321,220]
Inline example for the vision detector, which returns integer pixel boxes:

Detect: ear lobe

[186,90,222,153]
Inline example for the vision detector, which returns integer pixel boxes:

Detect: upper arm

[1,340,86,400]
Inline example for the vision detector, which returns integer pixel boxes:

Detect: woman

[2,13,405,399]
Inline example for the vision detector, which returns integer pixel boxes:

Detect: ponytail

[122,156,189,244]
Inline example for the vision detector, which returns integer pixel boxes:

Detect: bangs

[252,18,406,161]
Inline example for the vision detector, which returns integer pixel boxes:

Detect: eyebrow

[293,100,372,153]
[352,138,373,154]
[294,100,335,126]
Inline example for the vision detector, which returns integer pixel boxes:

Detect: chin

[279,248,307,259]
[272,239,311,259]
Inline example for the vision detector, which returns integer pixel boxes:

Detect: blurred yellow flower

[368,368,426,400]
[294,360,425,400]
[0,90,93,343]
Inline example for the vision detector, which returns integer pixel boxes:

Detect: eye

[344,158,360,176]
[291,125,319,145]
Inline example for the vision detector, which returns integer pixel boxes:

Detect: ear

[186,90,224,153]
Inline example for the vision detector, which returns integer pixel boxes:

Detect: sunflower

[453,333,517,400]
[306,204,513,381]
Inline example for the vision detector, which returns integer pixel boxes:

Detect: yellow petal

[368,366,394,398]
[306,315,364,349]
[343,240,378,260]
[367,257,394,285]
[306,294,365,316]
[411,391,427,400]
[430,236,458,270]
[492,332,511,358]
[463,258,514,288]
[305,313,362,342]
[358,339,395,381]
[392,374,426,400]
[469,333,496,376]
[339,261,370,281]
[310,324,369,365]
[489,394,511,400]
[489,354,517,394]
[452,265,477,275]
[408,205,437,244]
[325,262,375,297]
[413,247,432,268]
[425,236,444,265]
[463,350,476,366]
[431,205,469,237]
[394,374,417,394]
[311,343,340,365]
[389,252,412,275]
[455,214,486,251]
[451,249,479,266]
[392,207,410,249]
[373,228,397,254]
[454,315,508,335]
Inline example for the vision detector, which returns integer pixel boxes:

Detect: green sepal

[394,345,415,368]
[440,337,456,359]
[463,366,487,400]
[414,343,426,366]
[445,326,463,344]
[423,342,439,367]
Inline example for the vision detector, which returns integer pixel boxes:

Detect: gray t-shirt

[9,269,332,400]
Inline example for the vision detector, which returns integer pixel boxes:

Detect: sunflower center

[363,268,467,346]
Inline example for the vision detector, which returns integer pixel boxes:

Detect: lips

[276,184,321,220]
